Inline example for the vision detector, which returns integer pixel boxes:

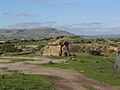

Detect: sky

[0,0,120,35]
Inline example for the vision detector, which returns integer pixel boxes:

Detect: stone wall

[43,45,62,56]
[69,44,120,53]
[42,39,70,57]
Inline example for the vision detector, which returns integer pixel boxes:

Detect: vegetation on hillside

[0,44,22,54]
[0,28,73,39]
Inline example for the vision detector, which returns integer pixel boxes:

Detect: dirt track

[0,56,120,90]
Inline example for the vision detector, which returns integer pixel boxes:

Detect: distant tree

[56,36,64,39]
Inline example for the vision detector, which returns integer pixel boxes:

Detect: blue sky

[0,0,120,35]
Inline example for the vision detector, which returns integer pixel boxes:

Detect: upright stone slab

[61,45,70,57]
[114,51,120,73]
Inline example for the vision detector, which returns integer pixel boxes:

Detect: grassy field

[0,74,54,90]
[43,53,120,86]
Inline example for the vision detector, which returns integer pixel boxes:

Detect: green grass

[46,56,64,59]
[43,53,120,86]
[0,74,54,90]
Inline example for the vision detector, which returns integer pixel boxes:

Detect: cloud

[44,21,57,24]
[2,12,38,17]
[3,12,12,16]
[8,21,56,29]
[56,22,120,35]
[29,0,53,8]
[72,22,102,27]
[8,22,42,29]
[64,2,80,7]
[16,13,31,16]
[8,21,57,29]
[29,0,48,3]
[16,13,38,17]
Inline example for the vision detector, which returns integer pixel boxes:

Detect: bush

[69,44,82,53]
[37,45,45,50]
[89,50,101,56]
[48,60,54,64]
[0,44,22,53]
[0,51,3,55]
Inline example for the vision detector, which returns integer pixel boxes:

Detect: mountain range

[0,27,74,39]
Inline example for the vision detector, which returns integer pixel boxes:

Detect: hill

[0,27,74,39]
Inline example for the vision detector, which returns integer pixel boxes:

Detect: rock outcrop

[43,39,70,57]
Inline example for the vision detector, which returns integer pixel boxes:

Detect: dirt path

[0,56,66,64]
[0,56,120,90]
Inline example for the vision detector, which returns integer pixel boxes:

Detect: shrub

[69,44,82,53]
[0,44,22,53]
[89,50,101,56]
[48,60,54,64]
